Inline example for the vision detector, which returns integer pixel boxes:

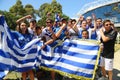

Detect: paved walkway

[113,49,120,80]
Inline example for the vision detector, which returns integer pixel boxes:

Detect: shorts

[100,57,113,71]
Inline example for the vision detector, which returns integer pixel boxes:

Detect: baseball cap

[29,18,36,23]
[86,16,92,20]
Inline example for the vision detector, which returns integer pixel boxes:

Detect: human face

[86,19,92,24]
[71,21,76,27]
[81,20,87,29]
[46,20,53,27]
[82,31,88,39]
[36,28,42,35]
[20,23,27,34]
[104,22,112,32]
[30,21,36,29]
[96,19,102,27]
[68,20,72,26]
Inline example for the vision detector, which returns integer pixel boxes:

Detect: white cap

[86,16,92,20]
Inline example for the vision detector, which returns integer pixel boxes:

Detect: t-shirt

[101,29,117,59]
[88,28,97,40]
[68,28,78,39]
[78,27,84,38]
[28,27,34,35]
[41,27,55,41]
[11,31,33,47]
[55,26,67,40]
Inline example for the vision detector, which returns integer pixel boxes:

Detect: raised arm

[55,23,66,38]
[100,28,110,42]
[92,13,97,32]
[73,15,84,32]
[16,15,32,24]
[41,28,57,49]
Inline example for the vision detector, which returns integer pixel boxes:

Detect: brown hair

[103,20,111,26]
[16,22,29,34]
[46,18,53,23]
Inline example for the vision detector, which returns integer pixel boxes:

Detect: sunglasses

[21,25,26,26]
[105,24,111,26]
[46,22,51,23]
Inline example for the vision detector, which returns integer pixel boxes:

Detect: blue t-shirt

[55,26,66,40]
[11,31,33,47]
[20,33,33,47]
[48,26,67,47]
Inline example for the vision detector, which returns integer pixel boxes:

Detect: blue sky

[0,0,93,18]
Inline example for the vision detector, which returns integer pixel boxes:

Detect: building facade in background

[77,0,120,30]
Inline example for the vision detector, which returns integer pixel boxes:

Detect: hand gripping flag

[40,39,100,80]
[0,15,100,80]
[0,16,42,78]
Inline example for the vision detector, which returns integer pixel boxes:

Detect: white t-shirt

[28,27,34,35]
[68,28,78,39]
[41,27,53,41]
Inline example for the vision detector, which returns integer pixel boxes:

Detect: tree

[38,0,69,26]
[1,0,69,29]
[9,0,26,17]
[24,4,35,17]
[0,10,18,30]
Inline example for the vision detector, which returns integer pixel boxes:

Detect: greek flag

[0,16,100,80]
[0,16,41,78]
[41,39,100,80]
[55,13,61,22]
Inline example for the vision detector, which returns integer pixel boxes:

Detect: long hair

[16,22,29,34]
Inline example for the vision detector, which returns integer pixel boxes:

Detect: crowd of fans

[6,13,118,80]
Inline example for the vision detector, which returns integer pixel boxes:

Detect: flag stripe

[0,16,100,79]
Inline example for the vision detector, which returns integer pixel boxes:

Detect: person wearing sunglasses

[99,20,117,80]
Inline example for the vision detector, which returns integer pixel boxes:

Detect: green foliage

[24,4,35,18]
[9,0,26,17]
[0,10,18,30]
[37,17,46,27]
[38,0,69,26]
[1,0,69,29]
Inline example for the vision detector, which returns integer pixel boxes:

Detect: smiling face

[20,22,27,34]
[81,20,87,29]
[46,19,53,28]
[103,20,112,32]
[82,30,89,39]
[96,18,102,27]
[30,21,36,29]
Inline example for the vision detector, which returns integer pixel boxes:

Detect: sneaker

[98,76,108,80]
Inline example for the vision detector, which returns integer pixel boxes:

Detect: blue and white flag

[0,16,42,78]
[41,39,100,80]
[55,13,61,22]
[0,16,100,80]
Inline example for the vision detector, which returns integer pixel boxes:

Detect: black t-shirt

[101,29,117,59]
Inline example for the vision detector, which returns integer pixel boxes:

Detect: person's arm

[41,39,55,49]
[16,15,32,24]
[41,28,57,49]
[55,23,66,38]
[41,23,67,49]
[100,28,110,42]
[73,15,84,33]
[91,13,97,32]
[111,22,117,31]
